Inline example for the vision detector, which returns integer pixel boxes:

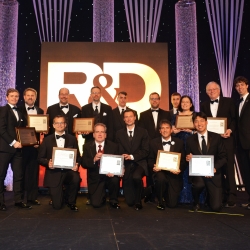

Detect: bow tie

[56,134,66,139]
[27,106,35,110]
[162,141,171,146]
[60,105,68,109]
[151,110,159,112]
[210,99,218,104]
[12,106,18,111]
[240,97,244,103]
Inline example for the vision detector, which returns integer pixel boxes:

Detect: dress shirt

[197,131,208,150]
[210,97,220,117]
[95,141,105,153]
[173,108,178,114]
[239,93,249,116]
[92,102,101,113]
[25,103,37,115]
[162,137,171,152]
[118,106,126,114]
[55,132,65,148]
[126,126,135,160]
[59,103,69,114]
[8,103,19,121]
[151,108,159,128]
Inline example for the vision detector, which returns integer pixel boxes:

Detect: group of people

[0,75,249,213]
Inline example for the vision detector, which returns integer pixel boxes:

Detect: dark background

[16,0,250,108]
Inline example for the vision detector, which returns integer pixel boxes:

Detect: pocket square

[21,119,23,121]
[103,112,107,116]
[73,114,78,118]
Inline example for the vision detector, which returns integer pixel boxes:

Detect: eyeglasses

[150,98,160,101]
[207,88,219,92]
[54,122,65,125]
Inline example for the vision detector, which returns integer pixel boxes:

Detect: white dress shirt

[151,109,159,128]
[210,97,219,117]
[25,103,37,115]
[197,131,208,149]
[92,102,101,113]
[239,93,249,116]
[55,133,66,148]
[162,137,172,152]
[59,103,69,114]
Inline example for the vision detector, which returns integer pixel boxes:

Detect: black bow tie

[60,105,68,109]
[162,141,171,146]
[56,134,66,139]
[240,97,244,103]
[27,106,35,110]
[12,106,18,111]
[152,110,159,112]
[210,99,218,104]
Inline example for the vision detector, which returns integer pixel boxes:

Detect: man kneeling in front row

[38,115,81,211]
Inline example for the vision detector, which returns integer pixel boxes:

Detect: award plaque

[156,151,181,171]
[16,127,38,146]
[28,114,49,133]
[189,155,214,176]
[207,117,227,135]
[99,154,124,175]
[73,118,95,133]
[175,115,194,129]
[52,147,77,169]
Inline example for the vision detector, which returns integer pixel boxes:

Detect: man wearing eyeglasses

[38,115,81,211]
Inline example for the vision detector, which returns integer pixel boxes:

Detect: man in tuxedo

[38,115,81,211]
[186,112,227,212]
[234,76,250,209]
[81,86,113,142]
[148,119,185,210]
[170,92,181,119]
[0,88,31,211]
[82,123,120,208]
[46,88,81,135]
[200,81,237,207]
[18,88,44,205]
[116,109,149,210]
[112,91,138,137]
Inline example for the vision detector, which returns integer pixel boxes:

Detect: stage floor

[0,191,250,250]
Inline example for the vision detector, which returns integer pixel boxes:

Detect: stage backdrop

[40,42,169,114]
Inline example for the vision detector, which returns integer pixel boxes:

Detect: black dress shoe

[134,203,142,211]
[110,202,121,209]
[67,204,78,212]
[28,200,41,205]
[224,201,236,208]
[15,202,32,209]
[156,203,165,210]
[193,203,200,212]
[0,203,6,211]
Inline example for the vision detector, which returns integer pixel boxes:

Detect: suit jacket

[81,102,113,141]
[138,108,171,139]
[0,104,26,153]
[148,136,186,192]
[46,103,81,135]
[236,94,250,149]
[116,125,149,175]
[186,131,227,186]
[38,133,81,187]
[81,140,118,194]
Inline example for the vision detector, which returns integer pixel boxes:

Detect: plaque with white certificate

[175,115,194,129]
[189,155,214,176]
[207,117,227,135]
[52,147,77,169]
[99,154,124,175]
[156,150,181,171]
[28,115,49,133]
[73,118,94,133]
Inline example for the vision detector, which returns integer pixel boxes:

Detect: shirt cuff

[130,155,134,160]
[10,140,16,147]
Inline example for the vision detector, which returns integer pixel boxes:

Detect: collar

[92,102,100,109]
[95,141,105,147]
[197,130,208,140]
[118,106,126,113]
[127,125,135,133]
[241,93,249,101]
[59,103,69,107]
[55,132,66,137]
[8,103,16,108]
[25,103,35,109]
[162,136,172,143]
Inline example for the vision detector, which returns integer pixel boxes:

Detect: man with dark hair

[82,123,120,208]
[234,76,250,209]
[170,92,181,118]
[148,119,185,210]
[201,81,237,207]
[46,88,81,135]
[38,115,81,211]
[116,109,149,210]
[186,112,227,212]
[0,88,31,210]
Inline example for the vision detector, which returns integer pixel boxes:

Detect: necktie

[12,106,18,111]
[162,141,171,146]
[60,105,68,109]
[201,135,207,155]
[27,106,35,110]
[56,134,66,139]
[98,145,103,153]
[94,106,98,116]
[121,109,124,116]
[240,97,244,103]
[128,131,133,142]
[210,99,218,104]
[151,110,159,112]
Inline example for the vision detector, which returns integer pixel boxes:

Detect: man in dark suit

[18,88,44,205]
[148,119,185,210]
[46,88,81,135]
[170,92,181,119]
[82,123,120,209]
[38,115,81,211]
[0,88,31,211]
[116,110,149,210]
[186,112,227,212]
[112,91,138,137]
[81,86,113,142]
[201,81,237,207]
[234,76,250,209]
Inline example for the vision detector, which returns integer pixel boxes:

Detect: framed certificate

[73,118,95,133]
[52,147,77,169]
[99,154,124,175]
[16,127,38,146]
[28,114,49,133]
[207,117,227,135]
[156,150,181,171]
[189,155,214,176]
[175,115,194,129]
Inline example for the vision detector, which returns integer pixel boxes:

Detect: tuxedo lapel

[115,107,124,127]
[147,109,155,129]
[205,101,213,117]
[216,97,225,117]
[240,95,250,118]
[50,135,58,148]
[194,134,202,154]
[207,132,212,153]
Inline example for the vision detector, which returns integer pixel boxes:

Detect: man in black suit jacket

[112,91,138,138]
[46,88,81,135]
[0,88,31,211]
[82,123,120,208]
[234,76,250,208]
[170,92,181,120]
[38,115,81,211]
[186,112,227,212]
[201,81,237,207]
[81,86,113,142]
[116,110,149,210]
[148,119,185,210]
[18,88,44,205]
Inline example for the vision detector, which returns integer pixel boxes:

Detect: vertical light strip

[124,0,133,42]
[32,0,42,42]
[43,0,49,41]
[135,0,140,42]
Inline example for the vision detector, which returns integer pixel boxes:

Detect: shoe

[0,203,6,211]
[28,200,41,205]
[49,200,53,205]
[224,202,236,208]
[193,203,200,212]
[156,203,165,210]
[67,204,78,212]
[241,203,249,207]
[134,203,142,211]
[86,199,91,205]
[110,202,120,209]
[247,204,250,210]
[15,202,32,209]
